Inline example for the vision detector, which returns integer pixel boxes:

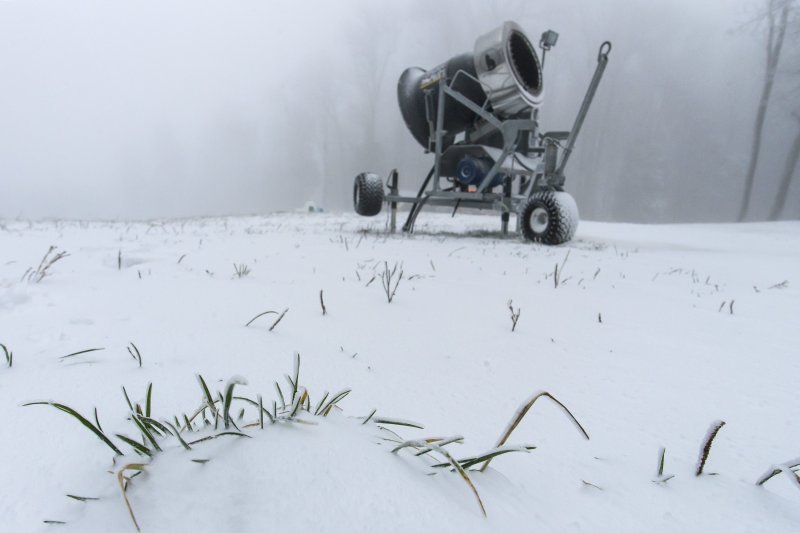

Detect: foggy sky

[0,0,797,222]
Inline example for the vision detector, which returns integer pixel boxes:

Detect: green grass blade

[144,383,152,418]
[321,389,351,416]
[59,347,104,360]
[115,433,153,456]
[313,392,329,416]
[756,461,800,486]
[361,409,377,425]
[93,407,103,433]
[275,382,286,410]
[24,401,122,455]
[162,420,191,450]
[289,389,308,418]
[394,436,464,457]
[233,395,274,424]
[0,343,11,367]
[268,308,289,331]
[128,342,142,368]
[122,387,134,411]
[232,395,258,407]
[188,431,252,445]
[131,414,162,452]
[139,416,171,437]
[196,374,217,417]
[457,445,536,470]
[223,378,246,430]
[66,494,99,502]
[244,310,278,327]
[415,436,464,456]
[284,374,296,399]
[215,431,251,439]
[292,352,300,403]
[372,416,424,429]
[391,439,428,454]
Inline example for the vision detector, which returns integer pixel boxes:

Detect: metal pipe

[402,165,435,232]
[389,169,398,233]
[433,78,447,192]
[555,41,611,180]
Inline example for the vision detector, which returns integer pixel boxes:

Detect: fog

[1,0,797,222]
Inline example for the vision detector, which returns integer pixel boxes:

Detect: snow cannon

[353,21,612,245]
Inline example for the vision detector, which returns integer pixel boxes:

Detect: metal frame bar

[555,41,611,180]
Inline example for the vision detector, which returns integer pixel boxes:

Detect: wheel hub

[530,206,549,234]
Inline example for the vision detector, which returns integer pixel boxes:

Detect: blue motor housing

[455,156,504,189]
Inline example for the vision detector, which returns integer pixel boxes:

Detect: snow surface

[0,212,798,532]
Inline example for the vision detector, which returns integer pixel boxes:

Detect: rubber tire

[353,172,384,217]
[519,191,579,244]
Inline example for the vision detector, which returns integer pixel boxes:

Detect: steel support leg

[402,165,435,233]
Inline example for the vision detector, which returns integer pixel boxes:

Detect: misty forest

[1,1,799,533]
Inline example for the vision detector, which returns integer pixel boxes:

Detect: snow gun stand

[353,22,611,245]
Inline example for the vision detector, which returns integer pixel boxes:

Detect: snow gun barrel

[397,21,544,150]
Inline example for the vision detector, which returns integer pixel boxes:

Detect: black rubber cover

[397,53,486,150]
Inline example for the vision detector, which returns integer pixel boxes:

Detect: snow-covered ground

[0,212,798,532]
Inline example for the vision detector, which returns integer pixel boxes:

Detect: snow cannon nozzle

[397,21,545,150]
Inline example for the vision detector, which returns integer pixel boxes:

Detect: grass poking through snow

[59,347,105,360]
[22,245,69,283]
[507,300,521,332]
[695,420,726,476]
[756,458,800,491]
[232,263,251,278]
[380,261,403,303]
[479,391,589,472]
[25,353,589,525]
[244,309,289,331]
[1,343,12,368]
[653,447,674,484]
[127,343,142,368]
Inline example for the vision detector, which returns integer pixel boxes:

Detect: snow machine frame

[354,22,611,245]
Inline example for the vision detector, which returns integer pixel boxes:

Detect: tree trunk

[738,1,790,221]
[768,117,800,219]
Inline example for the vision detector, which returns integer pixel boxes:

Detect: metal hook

[598,41,612,62]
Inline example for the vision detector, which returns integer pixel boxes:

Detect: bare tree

[769,112,800,218]
[769,6,800,219]
[739,0,791,221]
